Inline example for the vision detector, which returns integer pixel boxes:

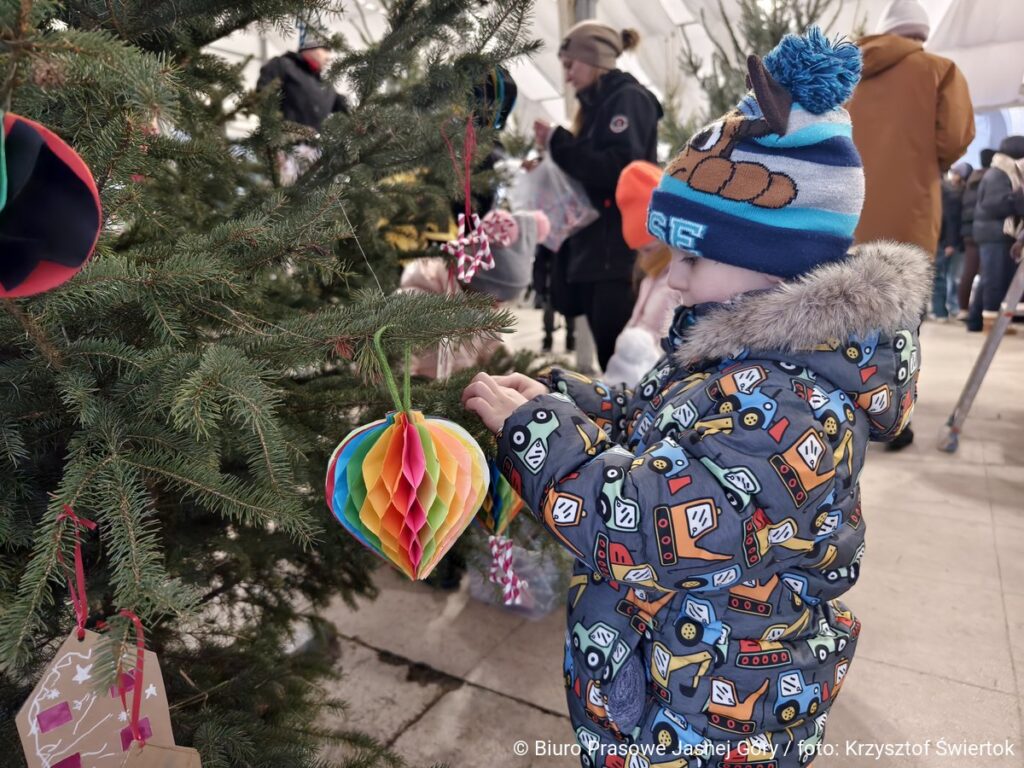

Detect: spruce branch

[3,301,64,370]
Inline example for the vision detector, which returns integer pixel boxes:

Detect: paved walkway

[320,313,1024,767]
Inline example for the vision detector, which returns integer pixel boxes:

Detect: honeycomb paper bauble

[326,410,489,579]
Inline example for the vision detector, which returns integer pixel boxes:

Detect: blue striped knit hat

[648,28,864,278]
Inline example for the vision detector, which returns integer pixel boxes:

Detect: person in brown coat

[848,0,975,255]
[847,0,974,451]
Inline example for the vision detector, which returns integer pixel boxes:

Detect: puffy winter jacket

[550,70,663,285]
[973,162,1024,244]
[497,242,929,766]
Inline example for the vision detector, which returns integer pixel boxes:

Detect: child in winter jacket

[463,28,928,767]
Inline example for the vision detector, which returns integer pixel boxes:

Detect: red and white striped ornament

[487,534,527,606]
[441,213,494,282]
[479,209,518,248]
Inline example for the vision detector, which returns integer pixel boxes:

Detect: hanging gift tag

[17,629,175,768]
[121,742,202,768]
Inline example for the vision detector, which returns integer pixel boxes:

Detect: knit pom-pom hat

[647,27,864,279]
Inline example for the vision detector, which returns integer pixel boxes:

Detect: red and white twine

[441,213,494,282]
[488,534,527,605]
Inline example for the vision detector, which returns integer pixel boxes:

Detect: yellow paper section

[360,418,413,578]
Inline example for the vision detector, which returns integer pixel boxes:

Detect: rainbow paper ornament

[325,329,489,580]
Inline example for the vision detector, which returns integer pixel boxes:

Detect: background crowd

[260,0,1020,452]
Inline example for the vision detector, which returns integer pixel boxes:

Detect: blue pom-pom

[762,26,862,114]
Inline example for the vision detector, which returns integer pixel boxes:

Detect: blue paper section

[330,419,389,550]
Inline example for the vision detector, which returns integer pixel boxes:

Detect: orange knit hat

[616,160,663,250]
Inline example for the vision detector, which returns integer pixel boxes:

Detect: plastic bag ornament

[326,328,489,579]
[0,112,101,297]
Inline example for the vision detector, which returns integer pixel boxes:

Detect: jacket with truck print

[496,241,929,767]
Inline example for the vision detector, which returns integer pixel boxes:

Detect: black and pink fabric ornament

[0,112,101,297]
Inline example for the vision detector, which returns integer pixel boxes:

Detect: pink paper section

[109,669,137,698]
[399,419,429,570]
[120,718,154,751]
[37,701,73,734]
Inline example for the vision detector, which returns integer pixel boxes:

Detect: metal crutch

[937,256,1024,452]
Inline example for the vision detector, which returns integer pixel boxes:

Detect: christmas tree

[680,0,856,120]
[0,1,536,765]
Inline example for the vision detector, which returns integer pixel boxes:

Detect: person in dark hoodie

[968,135,1024,333]
[257,27,349,131]
[958,149,995,319]
[532,21,663,370]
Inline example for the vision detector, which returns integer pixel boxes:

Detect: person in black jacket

[968,135,1024,332]
[957,148,993,317]
[533,21,663,370]
[257,29,349,131]
[933,162,970,319]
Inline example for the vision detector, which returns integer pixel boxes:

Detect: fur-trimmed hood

[674,240,932,363]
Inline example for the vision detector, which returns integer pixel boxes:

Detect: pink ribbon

[117,610,146,748]
[55,505,97,641]
[487,534,527,606]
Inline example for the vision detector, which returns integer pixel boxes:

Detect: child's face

[667,248,782,305]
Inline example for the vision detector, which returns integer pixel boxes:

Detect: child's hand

[461,372,529,434]
[492,373,549,401]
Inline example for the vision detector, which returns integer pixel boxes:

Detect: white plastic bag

[508,157,599,252]
[467,542,569,619]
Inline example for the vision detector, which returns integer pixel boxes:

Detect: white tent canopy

[929,0,1024,111]
[211,0,1019,142]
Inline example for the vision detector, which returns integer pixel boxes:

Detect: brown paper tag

[121,742,202,768]
[17,629,175,768]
